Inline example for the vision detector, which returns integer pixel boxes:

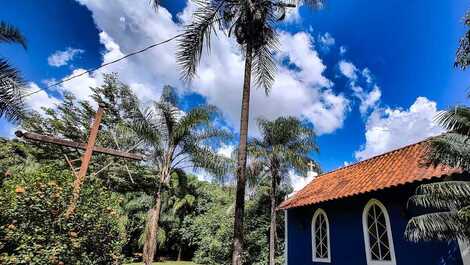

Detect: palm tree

[177,1,325,263]
[247,117,320,265]
[131,86,231,265]
[405,10,470,243]
[0,21,27,122]
[404,106,470,242]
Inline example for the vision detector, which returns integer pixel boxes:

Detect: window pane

[313,212,329,259]
[367,204,392,261]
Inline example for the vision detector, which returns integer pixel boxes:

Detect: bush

[0,165,127,265]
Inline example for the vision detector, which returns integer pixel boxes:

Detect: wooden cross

[16,104,144,217]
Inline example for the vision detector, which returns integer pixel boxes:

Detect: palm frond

[154,100,180,141]
[0,21,27,49]
[252,34,278,94]
[248,116,320,186]
[408,194,468,211]
[0,59,26,122]
[434,106,470,136]
[424,133,470,171]
[405,211,468,242]
[176,0,222,81]
[172,105,213,143]
[129,106,162,150]
[184,141,232,177]
[416,181,470,198]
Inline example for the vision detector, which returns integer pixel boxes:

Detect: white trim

[312,208,331,263]
[362,199,397,265]
[459,239,470,265]
[285,209,288,265]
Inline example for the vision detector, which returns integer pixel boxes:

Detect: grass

[127,261,197,265]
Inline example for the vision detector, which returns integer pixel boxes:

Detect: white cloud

[338,60,358,80]
[217,144,235,158]
[339,46,347,55]
[289,169,318,194]
[47,47,84,67]
[352,84,381,115]
[355,97,444,161]
[319,32,335,47]
[24,83,60,113]
[362,68,373,84]
[67,0,349,136]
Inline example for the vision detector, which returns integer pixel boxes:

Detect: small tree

[247,117,320,265]
[131,86,231,264]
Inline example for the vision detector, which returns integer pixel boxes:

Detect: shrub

[0,165,126,265]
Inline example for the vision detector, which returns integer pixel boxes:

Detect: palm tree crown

[248,117,320,180]
[177,0,324,92]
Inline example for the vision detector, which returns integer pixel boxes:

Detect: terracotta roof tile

[278,140,462,210]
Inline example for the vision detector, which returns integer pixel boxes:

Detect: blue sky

[1,0,469,186]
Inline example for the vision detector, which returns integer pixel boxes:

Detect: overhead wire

[22,33,183,98]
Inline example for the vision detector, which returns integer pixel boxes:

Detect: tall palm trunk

[269,170,278,265]
[232,43,253,265]
[143,190,163,265]
[143,155,173,265]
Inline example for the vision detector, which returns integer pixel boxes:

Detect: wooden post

[64,106,105,218]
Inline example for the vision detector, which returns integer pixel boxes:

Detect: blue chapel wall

[286,184,463,265]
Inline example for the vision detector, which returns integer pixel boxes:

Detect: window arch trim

[362,199,397,265]
[312,208,331,263]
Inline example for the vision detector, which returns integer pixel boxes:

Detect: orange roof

[279,140,462,210]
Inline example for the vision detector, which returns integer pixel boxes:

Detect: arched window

[362,199,396,265]
[312,208,331,263]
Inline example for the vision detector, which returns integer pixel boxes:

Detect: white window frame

[459,239,470,265]
[312,208,331,263]
[362,199,397,265]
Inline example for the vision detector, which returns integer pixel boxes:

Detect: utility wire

[22,33,183,98]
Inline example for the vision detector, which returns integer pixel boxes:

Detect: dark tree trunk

[232,43,253,265]
[269,171,278,265]
[143,190,163,265]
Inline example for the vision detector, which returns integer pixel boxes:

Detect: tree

[0,21,27,122]
[177,1,325,263]
[405,10,470,243]
[21,74,145,191]
[247,117,320,265]
[131,86,231,265]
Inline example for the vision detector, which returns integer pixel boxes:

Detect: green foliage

[21,73,147,192]
[0,165,127,264]
[181,181,287,265]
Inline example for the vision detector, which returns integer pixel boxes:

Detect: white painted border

[312,208,331,263]
[459,239,470,265]
[362,199,397,265]
[285,209,288,265]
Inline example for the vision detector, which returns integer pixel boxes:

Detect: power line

[23,33,183,98]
